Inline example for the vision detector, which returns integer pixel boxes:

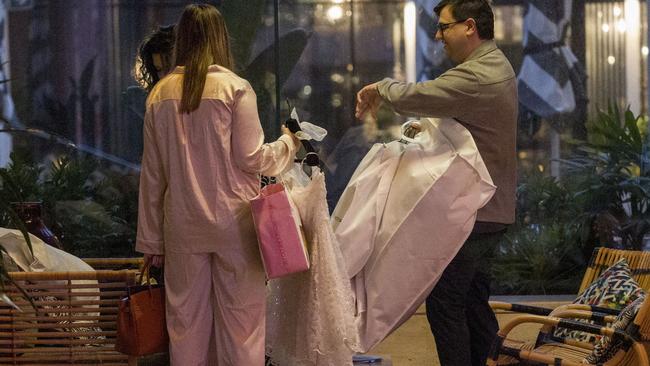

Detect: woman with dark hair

[135,4,299,365]
[133,24,175,91]
[123,25,176,162]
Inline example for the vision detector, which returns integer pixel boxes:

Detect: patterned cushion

[583,295,645,364]
[554,258,645,342]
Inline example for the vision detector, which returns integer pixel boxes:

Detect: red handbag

[115,265,168,356]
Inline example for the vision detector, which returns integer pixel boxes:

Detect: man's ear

[465,18,477,37]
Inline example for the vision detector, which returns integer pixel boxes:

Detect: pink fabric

[251,183,309,278]
[135,65,297,366]
[164,246,266,365]
[136,65,299,255]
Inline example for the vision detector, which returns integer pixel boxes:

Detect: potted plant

[493,170,585,295]
[560,105,650,252]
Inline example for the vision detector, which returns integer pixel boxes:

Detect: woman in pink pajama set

[135,4,299,365]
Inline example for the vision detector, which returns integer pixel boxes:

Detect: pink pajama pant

[164,244,266,366]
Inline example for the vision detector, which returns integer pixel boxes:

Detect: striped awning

[416,0,453,82]
[518,0,586,118]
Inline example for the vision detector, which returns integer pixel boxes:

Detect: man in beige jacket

[356,0,517,364]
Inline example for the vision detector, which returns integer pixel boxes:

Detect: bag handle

[134,258,154,288]
[141,257,153,282]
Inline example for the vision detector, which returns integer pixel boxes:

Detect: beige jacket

[136,65,299,254]
[377,40,517,224]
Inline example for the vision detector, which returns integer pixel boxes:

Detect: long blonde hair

[175,4,234,113]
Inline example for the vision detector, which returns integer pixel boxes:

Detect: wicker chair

[0,258,146,366]
[486,295,650,365]
[488,247,650,365]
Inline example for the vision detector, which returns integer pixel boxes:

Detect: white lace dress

[266,169,360,366]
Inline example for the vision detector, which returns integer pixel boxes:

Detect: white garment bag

[0,228,99,313]
[0,228,95,274]
[332,118,496,351]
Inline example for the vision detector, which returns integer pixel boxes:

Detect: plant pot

[10,202,63,250]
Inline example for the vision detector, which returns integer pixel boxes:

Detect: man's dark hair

[434,0,494,40]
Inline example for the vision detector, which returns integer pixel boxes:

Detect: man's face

[435,5,468,64]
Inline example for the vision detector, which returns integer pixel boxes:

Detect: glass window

[0,0,649,294]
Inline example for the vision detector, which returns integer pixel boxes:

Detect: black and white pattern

[261,175,277,188]
[584,295,645,364]
[416,0,453,82]
[518,0,586,118]
[554,258,645,343]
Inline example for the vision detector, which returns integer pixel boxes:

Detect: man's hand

[143,253,164,268]
[356,82,382,119]
[403,121,422,138]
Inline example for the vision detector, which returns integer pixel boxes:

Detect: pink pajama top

[136,65,298,254]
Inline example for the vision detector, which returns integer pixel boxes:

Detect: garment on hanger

[332,118,496,351]
[266,166,361,366]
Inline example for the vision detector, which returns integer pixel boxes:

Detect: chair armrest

[537,309,617,348]
[491,301,622,316]
[561,303,621,315]
[549,309,617,325]
[497,315,629,340]
[487,315,648,366]
[490,301,553,316]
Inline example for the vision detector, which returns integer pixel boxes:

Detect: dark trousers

[425,230,503,366]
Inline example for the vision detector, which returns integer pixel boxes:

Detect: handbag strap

[138,259,153,286]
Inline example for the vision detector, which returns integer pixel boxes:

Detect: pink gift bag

[250,183,309,278]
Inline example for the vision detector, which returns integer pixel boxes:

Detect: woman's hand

[143,253,164,268]
[282,124,301,147]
